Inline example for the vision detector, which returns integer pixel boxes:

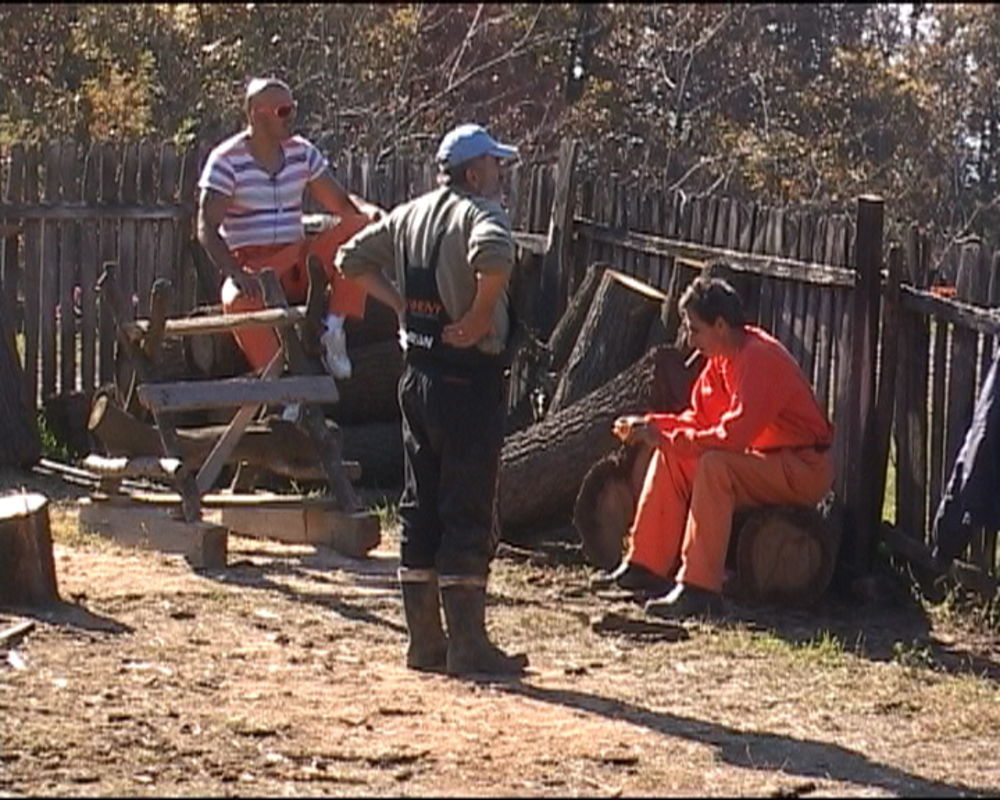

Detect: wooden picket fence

[0,138,558,412]
[0,135,997,587]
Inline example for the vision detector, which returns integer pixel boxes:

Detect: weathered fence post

[841,195,884,576]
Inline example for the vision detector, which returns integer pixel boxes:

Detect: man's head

[678,270,746,356]
[436,123,519,199]
[245,77,296,141]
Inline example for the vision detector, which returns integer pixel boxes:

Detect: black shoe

[645,583,723,620]
[590,562,673,596]
[399,571,449,672]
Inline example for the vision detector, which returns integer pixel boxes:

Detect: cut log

[333,340,404,424]
[340,422,405,488]
[87,393,348,483]
[0,493,60,606]
[548,270,668,414]
[546,261,609,375]
[499,345,695,540]
[734,505,840,606]
[573,441,653,570]
[0,307,40,468]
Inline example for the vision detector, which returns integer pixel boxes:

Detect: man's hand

[612,415,659,447]
[441,310,494,348]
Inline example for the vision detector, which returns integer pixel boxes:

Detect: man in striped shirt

[197,77,377,380]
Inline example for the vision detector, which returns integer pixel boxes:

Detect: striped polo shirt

[198,131,329,249]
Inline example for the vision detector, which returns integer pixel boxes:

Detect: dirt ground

[1,470,999,798]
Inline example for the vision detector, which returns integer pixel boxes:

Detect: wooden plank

[801,285,820,388]
[82,454,185,480]
[943,244,984,482]
[98,145,120,385]
[219,506,380,557]
[842,197,884,573]
[78,497,227,569]
[138,375,339,413]
[79,145,101,393]
[831,286,852,499]
[21,147,41,409]
[39,141,62,401]
[572,218,855,287]
[258,269,359,513]
[814,286,833,415]
[927,317,948,528]
[124,490,362,508]
[1,144,25,330]
[119,142,139,319]
[195,350,283,494]
[862,245,903,547]
[58,140,80,396]
[124,304,309,340]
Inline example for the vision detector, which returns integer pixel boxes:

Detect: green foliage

[0,3,997,241]
[35,410,70,462]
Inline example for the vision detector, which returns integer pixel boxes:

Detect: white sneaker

[321,327,352,379]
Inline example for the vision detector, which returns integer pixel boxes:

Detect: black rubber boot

[399,571,448,672]
[440,583,528,676]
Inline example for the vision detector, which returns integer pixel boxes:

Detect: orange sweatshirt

[646,325,832,453]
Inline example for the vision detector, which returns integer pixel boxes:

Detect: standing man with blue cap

[335,123,526,676]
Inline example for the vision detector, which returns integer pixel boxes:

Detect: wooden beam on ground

[0,620,35,648]
[121,305,309,341]
[220,506,380,558]
[83,454,185,481]
[122,491,358,508]
[137,375,340,413]
[78,497,227,569]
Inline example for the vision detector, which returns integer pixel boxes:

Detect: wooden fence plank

[135,141,157,316]
[2,145,25,332]
[39,140,61,400]
[927,317,948,529]
[118,142,139,320]
[80,145,100,394]
[21,146,41,409]
[98,144,119,385]
[58,139,80,395]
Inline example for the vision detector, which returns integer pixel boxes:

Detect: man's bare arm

[349,271,404,320]
[309,169,363,218]
[197,188,259,299]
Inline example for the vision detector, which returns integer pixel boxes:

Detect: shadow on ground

[499,682,987,798]
[2,599,133,635]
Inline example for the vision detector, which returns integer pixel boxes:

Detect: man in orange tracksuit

[595,272,834,619]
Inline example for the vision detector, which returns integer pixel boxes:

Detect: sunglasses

[266,103,296,119]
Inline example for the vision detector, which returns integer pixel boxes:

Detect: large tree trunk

[340,422,405,488]
[333,340,403,424]
[499,345,695,540]
[0,493,60,606]
[0,307,40,468]
[548,270,668,414]
[546,261,609,375]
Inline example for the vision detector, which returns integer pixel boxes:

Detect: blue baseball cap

[436,123,519,168]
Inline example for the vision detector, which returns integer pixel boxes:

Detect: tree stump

[573,441,653,569]
[734,505,840,606]
[548,270,668,414]
[0,493,60,606]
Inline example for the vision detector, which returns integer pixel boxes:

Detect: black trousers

[397,359,505,577]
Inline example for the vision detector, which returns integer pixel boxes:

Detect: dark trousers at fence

[397,359,505,577]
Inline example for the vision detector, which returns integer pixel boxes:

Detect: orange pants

[222,215,370,370]
[626,446,834,593]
